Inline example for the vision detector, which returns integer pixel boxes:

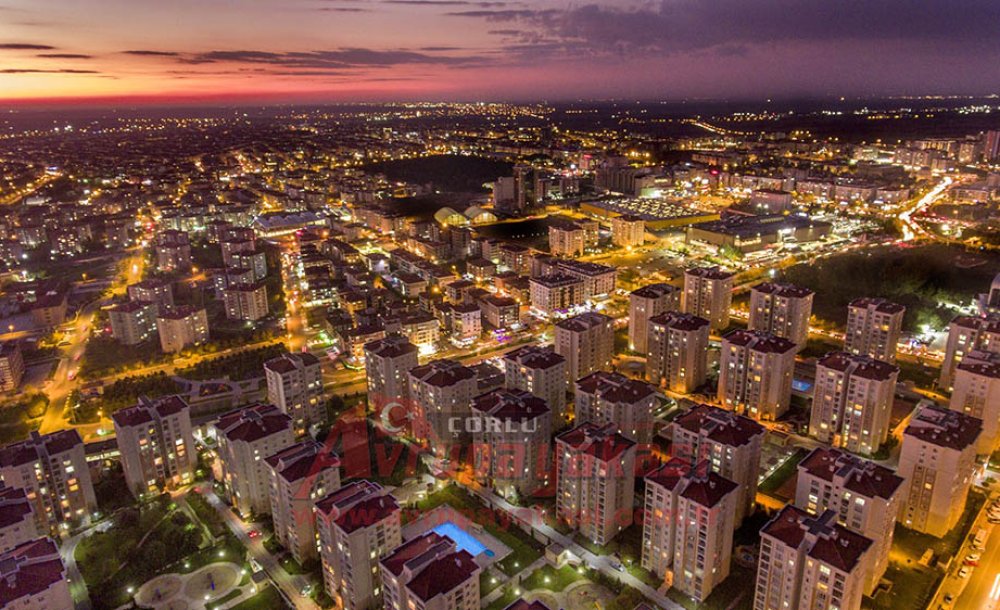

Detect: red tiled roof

[752,282,814,299]
[265,440,340,484]
[0,430,83,469]
[556,422,635,462]
[673,404,763,447]
[905,403,982,451]
[678,471,738,508]
[0,538,65,605]
[409,359,475,388]
[575,371,656,405]
[649,311,709,333]
[405,550,478,603]
[797,447,903,500]
[503,345,565,370]
[816,352,898,381]
[722,329,796,354]
[380,532,450,577]
[472,388,550,422]
[215,404,292,444]
[849,297,905,314]
[0,486,32,530]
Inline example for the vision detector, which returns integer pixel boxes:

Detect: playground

[135,562,241,610]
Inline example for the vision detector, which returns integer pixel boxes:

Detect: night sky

[1,0,999,104]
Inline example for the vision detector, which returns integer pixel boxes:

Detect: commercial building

[0,430,96,533]
[686,214,832,254]
[647,312,710,394]
[315,480,402,610]
[671,404,764,524]
[0,486,36,553]
[214,404,295,518]
[611,214,645,248]
[809,353,899,456]
[407,359,477,454]
[718,330,796,421]
[845,298,905,363]
[748,282,814,349]
[501,345,567,422]
[628,283,681,354]
[0,538,73,610]
[950,350,1000,453]
[365,336,420,415]
[898,404,981,537]
[266,440,340,564]
[754,507,872,610]
[682,267,734,332]
[223,281,269,321]
[795,448,904,595]
[939,313,1000,390]
[471,388,552,501]
[157,305,209,353]
[574,371,657,445]
[0,342,25,393]
[641,459,738,601]
[108,300,158,346]
[556,422,636,545]
[554,312,614,385]
[112,395,195,498]
[265,352,325,436]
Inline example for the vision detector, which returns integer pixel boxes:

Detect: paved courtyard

[136,562,241,610]
[403,504,512,568]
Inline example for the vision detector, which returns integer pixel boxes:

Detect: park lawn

[868,562,940,610]
[522,564,584,593]
[186,491,229,537]
[178,534,246,574]
[480,570,503,596]
[230,586,291,610]
[893,491,985,561]
[759,447,808,494]
[484,587,518,610]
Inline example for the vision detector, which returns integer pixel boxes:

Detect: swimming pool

[431,521,494,557]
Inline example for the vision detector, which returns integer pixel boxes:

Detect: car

[966,553,981,561]
[248,529,261,539]
[965,560,979,567]
[67,370,76,380]
[944,593,954,605]
[958,567,971,578]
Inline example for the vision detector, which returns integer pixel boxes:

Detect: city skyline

[1,0,1000,105]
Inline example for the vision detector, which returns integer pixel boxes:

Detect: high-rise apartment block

[647,311,710,393]
[0,486,36,553]
[939,313,1000,389]
[845,298,904,363]
[554,312,614,385]
[365,335,420,413]
[127,278,174,309]
[214,404,295,518]
[471,388,552,501]
[156,305,209,353]
[108,300,158,346]
[223,281,269,321]
[0,430,96,533]
[748,282,814,348]
[898,403,981,537]
[0,342,25,393]
[574,371,657,445]
[0,538,73,610]
[548,219,586,257]
[408,359,477,453]
[795,448,903,594]
[950,350,1000,453]
[809,353,899,456]
[315,480,401,610]
[671,404,764,524]
[112,395,195,498]
[265,352,324,436]
[155,229,192,273]
[641,458,738,601]
[381,532,481,610]
[265,440,340,564]
[628,283,681,354]
[718,330,796,421]
[502,345,567,422]
[529,273,584,316]
[682,267,734,332]
[755,507,872,610]
[611,214,645,249]
[556,422,636,545]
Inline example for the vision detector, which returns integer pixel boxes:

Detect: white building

[574,371,657,445]
[365,335,420,415]
[408,359,477,454]
[950,350,1000,453]
[156,305,209,353]
[682,267,734,332]
[718,330,796,421]
[845,298,905,363]
[939,313,1000,390]
[647,311,710,394]
[628,283,681,354]
[112,395,196,498]
[266,440,340,564]
[108,300,158,346]
[502,345,567,423]
[0,486,36,553]
[554,312,614,385]
[265,352,325,436]
[471,388,552,501]
[0,538,73,610]
[748,282,814,349]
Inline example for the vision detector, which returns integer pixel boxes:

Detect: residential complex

[265,351,325,435]
[554,312,614,385]
[501,345,567,422]
[748,282,814,348]
[471,388,552,500]
[682,267,734,332]
[112,395,196,498]
[646,311,710,393]
[214,404,295,517]
[718,330,797,421]
[628,283,681,354]
[574,371,657,445]
[845,298,905,363]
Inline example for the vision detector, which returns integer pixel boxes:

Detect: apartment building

[755,507,872,610]
[549,219,586,257]
[381,532,480,610]
[641,458,738,601]
[214,404,295,518]
[748,282,814,349]
[266,440,341,564]
[718,330,797,421]
[471,388,552,501]
[0,430,96,533]
[682,267,734,332]
[950,350,1000,453]
[0,538,73,610]
[554,260,617,300]
[365,335,420,415]
[556,422,636,545]
[554,312,614,385]
[112,395,195,498]
[939,313,1000,389]
[529,273,584,316]
[223,281,269,321]
[897,404,981,537]
[671,404,764,524]
[628,283,681,354]
[647,311,710,393]
[845,298,904,363]
[408,359,477,453]
[795,447,903,595]
[127,278,174,308]
[265,352,325,436]
[502,345,567,422]
[315,480,402,610]
[574,371,657,445]
[156,305,209,353]
[108,300,158,346]
[0,486,36,553]
[611,214,645,249]
[0,342,25,393]
[155,229,192,273]
[809,353,899,456]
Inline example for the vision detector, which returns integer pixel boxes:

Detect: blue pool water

[432,521,492,557]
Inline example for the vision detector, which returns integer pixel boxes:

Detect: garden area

[177,343,287,381]
[71,372,182,423]
[0,393,46,445]
[665,565,755,610]
[79,335,170,379]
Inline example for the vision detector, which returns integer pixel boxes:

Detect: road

[953,497,1000,610]
[200,485,319,610]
